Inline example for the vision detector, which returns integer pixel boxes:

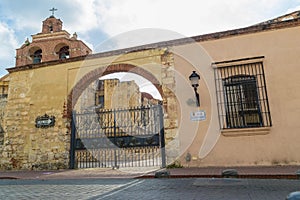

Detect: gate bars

[70,104,166,169]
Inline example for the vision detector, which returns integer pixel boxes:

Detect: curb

[0,174,298,180]
[0,177,18,180]
[137,174,299,179]
[1,166,299,180]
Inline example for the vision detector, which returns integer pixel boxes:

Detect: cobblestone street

[0,178,300,200]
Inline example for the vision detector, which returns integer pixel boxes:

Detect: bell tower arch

[42,15,63,34]
[15,9,92,67]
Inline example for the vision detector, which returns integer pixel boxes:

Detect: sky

[1,0,300,76]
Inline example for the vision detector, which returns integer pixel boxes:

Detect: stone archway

[67,58,179,167]
[67,63,163,116]
[68,63,167,169]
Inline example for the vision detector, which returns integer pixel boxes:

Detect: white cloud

[62,0,99,34]
[94,28,185,53]
[0,0,99,36]
[0,22,18,66]
[1,0,298,39]
[0,0,299,74]
[94,0,288,38]
[286,5,300,13]
[0,1,44,32]
[90,0,296,52]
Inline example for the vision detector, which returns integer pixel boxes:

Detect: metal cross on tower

[49,7,58,16]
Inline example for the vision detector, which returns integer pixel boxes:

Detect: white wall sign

[190,110,206,121]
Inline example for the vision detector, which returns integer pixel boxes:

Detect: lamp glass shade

[189,71,200,87]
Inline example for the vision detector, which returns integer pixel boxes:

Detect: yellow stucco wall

[1,48,179,169]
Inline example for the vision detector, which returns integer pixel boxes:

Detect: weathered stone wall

[75,79,142,111]
[1,65,73,170]
[1,49,179,170]
[0,97,7,154]
[104,79,141,109]
[160,51,179,164]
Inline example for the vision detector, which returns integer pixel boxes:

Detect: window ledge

[221,127,271,137]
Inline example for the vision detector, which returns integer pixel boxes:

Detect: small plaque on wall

[35,114,55,128]
[190,110,206,121]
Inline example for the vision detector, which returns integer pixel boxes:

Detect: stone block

[54,153,60,159]
[164,119,178,129]
[154,170,170,178]
[48,152,54,160]
[28,154,37,162]
[221,169,239,178]
[166,70,175,77]
[162,77,175,85]
[62,152,69,159]
[166,148,180,160]
[40,155,48,162]
[21,111,28,116]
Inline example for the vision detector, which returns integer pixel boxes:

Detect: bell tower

[15,8,92,67]
[42,16,62,34]
[42,8,62,34]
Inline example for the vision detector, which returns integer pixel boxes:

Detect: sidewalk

[148,165,300,179]
[0,165,299,180]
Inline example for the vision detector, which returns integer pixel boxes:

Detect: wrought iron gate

[70,104,166,169]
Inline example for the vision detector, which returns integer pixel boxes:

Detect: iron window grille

[214,61,272,129]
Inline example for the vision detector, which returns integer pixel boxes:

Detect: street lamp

[189,71,200,107]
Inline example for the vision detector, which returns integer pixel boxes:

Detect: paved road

[0,178,300,200]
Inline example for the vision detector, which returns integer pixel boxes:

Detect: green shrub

[166,160,183,168]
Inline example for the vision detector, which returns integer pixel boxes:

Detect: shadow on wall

[0,125,4,153]
[0,96,7,152]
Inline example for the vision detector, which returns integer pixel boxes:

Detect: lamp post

[189,71,200,107]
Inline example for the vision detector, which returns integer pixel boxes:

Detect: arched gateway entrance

[68,64,167,169]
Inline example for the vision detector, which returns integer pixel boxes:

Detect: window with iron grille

[214,60,272,129]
